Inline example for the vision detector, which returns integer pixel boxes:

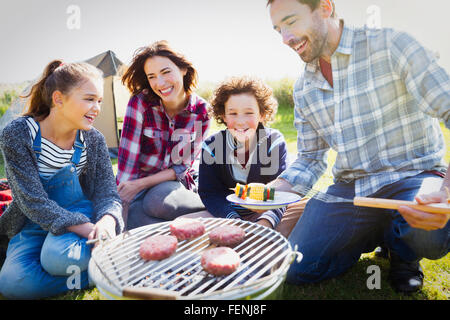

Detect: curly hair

[210,76,278,126]
[122,40,198,100]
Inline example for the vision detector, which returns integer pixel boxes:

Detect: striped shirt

[25,117,87,178]
[225,129,282,227]
[199,127,287,228]
[117,91,210,189]
[280,22,450,197]
[226,129,256,184]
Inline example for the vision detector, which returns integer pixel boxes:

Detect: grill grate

[89,218,298,300]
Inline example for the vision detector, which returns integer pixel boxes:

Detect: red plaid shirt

[117,91,210,190]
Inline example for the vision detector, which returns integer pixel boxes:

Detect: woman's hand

[88,214,117,248]
[117,179,144,205]
[398,189,450,231]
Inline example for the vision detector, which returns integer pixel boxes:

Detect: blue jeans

[0,218,91,299]
[286,172,450,284]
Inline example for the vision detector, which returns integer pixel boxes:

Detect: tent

[0,50,130,152]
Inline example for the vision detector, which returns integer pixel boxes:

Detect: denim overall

[0,125,93,299]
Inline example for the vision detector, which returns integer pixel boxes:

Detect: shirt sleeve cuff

[257,211,280,228]
[172,164,188,181]
[226,211,241,220]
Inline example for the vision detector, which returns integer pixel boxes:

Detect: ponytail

[23,59,103,121]
[23,60,63,121]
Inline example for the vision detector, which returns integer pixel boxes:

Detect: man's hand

[398,189,449,231]
[266,178,294,192]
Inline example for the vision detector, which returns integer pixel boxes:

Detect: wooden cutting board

[353,197,450,215]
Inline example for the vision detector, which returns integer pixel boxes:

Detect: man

[267,0,450,293]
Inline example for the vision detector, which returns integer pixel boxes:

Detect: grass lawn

[0,108,448,300]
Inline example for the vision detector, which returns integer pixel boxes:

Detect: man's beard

[298,19,328,63]
[301,30,328,63]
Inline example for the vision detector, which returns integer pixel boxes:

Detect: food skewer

[230,183,275,201]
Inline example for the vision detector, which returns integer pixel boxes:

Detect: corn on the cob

[234,183,275,201]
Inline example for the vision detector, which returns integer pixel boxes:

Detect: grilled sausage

[139,235,178,261]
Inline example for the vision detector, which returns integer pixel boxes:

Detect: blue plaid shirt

[280,22,450,197]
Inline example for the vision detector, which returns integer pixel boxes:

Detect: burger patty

[170,218,206,241]
[139,235,178,261]
[209,225,246,247]
[201,247,240,276]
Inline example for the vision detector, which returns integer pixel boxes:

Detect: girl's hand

[117,180,144,205]
[67,222,95,239]
[88,215,117,248]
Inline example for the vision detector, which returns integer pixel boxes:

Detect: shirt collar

[335,20,354,55]
[184,93,198,113]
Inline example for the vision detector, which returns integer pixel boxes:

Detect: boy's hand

[256,219,273,229]
[250,208,268,214]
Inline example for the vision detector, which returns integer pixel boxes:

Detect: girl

[117,40,210,230]
[192,76,306,236]
[0,60,124,299]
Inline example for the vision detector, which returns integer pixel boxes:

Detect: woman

[0,60,123,299]
[118,40,210,230]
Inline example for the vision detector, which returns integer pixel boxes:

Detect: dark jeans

[286,172,449,284]
[127,180,206,230]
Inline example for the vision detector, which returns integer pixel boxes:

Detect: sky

[1,0,449,84]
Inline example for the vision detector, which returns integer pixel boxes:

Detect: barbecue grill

[88,218,302,300]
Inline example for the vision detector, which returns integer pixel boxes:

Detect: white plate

[226,191,302,210]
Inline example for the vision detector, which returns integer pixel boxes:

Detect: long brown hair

[122,40,198,100]
[23,60,103,121]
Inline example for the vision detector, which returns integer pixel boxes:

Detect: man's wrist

[269,178,293,192]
